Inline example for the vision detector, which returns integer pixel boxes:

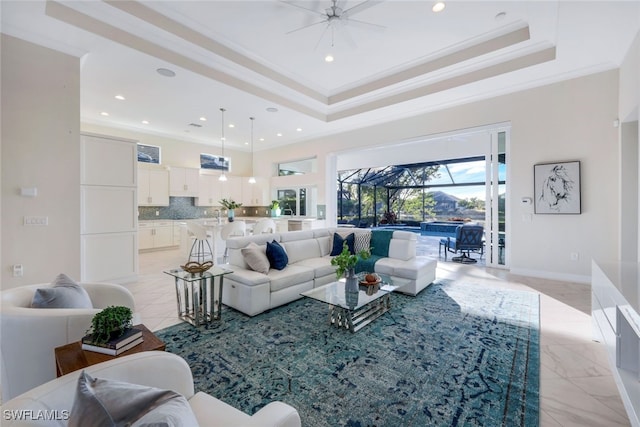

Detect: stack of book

[81,327,144,356]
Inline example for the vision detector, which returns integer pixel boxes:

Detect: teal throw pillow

[266,240,288,270]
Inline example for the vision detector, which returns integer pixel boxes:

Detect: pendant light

[218,107,228,182]
[248,116,256,184]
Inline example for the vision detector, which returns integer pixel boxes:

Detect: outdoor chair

[439,224,484,263]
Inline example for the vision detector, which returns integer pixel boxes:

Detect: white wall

[259,71,621,282]
[81,123,252,176]
[1,35,81,288]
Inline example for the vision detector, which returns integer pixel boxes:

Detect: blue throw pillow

[330,233,355,256]
[266,240,288,270]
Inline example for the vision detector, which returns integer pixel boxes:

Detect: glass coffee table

[301,273,400,333]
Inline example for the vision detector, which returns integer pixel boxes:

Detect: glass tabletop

[301,273,399,311]
[163,266,233,281]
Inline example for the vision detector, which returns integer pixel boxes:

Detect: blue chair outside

[439,224,484,263]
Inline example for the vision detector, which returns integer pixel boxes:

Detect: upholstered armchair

[0,282,138,400]
[1,352,301,427]
[439,224,484,263]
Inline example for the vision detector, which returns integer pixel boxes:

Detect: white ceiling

[2,1,639,151]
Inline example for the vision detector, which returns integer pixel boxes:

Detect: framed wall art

[534,160,581,214]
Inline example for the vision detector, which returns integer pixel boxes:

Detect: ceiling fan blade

[334,22,357,49]
[342,0,384,18]
[313,24,332,51]
[286,19,329,35]
[279,1,327,19]
[345,17,386,32]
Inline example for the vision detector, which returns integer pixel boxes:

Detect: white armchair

[0,282,138,401]
[1,351,301,427]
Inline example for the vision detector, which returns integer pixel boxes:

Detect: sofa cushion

[331,232,354,255]
[268,265,315,292]
[388,238,416,261]
[69,371,198,427]
[31,273,93,309]
[241,243,270,274]
[282,238,322,264]
[393,256,438,280]
[295,256,336,279]
[266,240,288,270]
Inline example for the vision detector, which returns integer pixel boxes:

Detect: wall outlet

[570,252,579,261]
[12,264,23,277]
[204,210,207,215]
[155,210,160,216]
[266,210,269,215]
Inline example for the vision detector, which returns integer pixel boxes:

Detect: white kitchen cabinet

[169,167,199,197]
[196,173,222,206]
[242,177,269,206]
[138,221,175,250]
[219,175,243,204]
[275,219,289,233]
[138,168,169,206]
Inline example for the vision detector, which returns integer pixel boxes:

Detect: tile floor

[129,236,631,427]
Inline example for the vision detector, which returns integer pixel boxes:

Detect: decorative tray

[180,261,213,274]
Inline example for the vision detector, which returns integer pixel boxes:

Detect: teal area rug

[156,280,539,426]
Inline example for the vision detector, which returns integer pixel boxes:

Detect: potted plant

[219,199,242,222]
[270,200,281,217]
[86,305,133,345]
[330,242,371,283]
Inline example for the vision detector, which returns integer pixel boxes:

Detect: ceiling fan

[282,0,385,49]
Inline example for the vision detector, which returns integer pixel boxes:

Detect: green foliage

[219,198,242,209]
[88,306,133,344]
[458,197,485,210]
[330,242,370,279]
[270,200,280,209]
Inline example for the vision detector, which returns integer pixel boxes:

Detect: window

[200,153,230,171]
[278,158,316,176]
[137,144,160,164]
[276,187,314,216]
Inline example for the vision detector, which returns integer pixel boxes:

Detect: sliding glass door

[485,129,508,267]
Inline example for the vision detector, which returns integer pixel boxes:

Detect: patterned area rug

[156,280,539,426]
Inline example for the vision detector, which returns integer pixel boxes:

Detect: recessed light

[432,2,445,12]
[296,128,302,132]
[114,95,125,100]
[244,142,249,145]
[266,107,278,113]
[228,124,235,128]
[325,54,334,62]
[277,133,283,137]
[156,68,176,77]
[199,117,207,121]
[141,120,149,124]
[259,138,265,142]
[100,112,109,116]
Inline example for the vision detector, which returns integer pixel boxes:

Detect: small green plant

[219,198,242,210]
[269,200,280,209]
[87,306,133,344]
[330,241,370,279]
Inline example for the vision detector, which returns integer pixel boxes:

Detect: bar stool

[187,222,213,264]
[252,218,276,235]
[221,221,246,263]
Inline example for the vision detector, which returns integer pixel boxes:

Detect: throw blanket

[356,230,394,273]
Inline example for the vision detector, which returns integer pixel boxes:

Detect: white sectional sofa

[222,228,437,316]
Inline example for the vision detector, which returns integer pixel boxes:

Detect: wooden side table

[54,324,165,377]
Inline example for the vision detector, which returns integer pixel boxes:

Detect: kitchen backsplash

[138,197,270,220]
